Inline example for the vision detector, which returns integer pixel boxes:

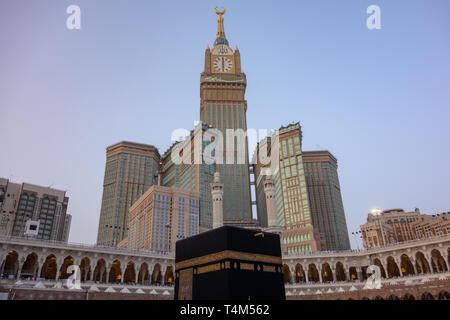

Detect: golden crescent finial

[215,7,226,16]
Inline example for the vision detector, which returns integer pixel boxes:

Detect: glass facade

[254,124,320,254]
[161,125,214,230]
[303,151,351,251]
[97,142,160,247]
[201,102,253,223]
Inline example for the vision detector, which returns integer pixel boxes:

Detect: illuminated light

[371,208,381,214]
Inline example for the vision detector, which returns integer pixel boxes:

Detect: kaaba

[174,226,285,300]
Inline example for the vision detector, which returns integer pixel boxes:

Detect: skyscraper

[96,141,160,247]
[302,150,351,251]
[199,9,253,226]
[161,124,215,232]
[0,177,71,242]
[254,123,322,254]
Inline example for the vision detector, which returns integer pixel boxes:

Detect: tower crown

[214,7,229,46]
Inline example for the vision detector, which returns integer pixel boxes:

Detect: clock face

[212,45,233,55]
[213,57,233,72]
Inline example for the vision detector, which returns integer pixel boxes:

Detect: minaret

[263,176,283,235]
[211,171,224,229]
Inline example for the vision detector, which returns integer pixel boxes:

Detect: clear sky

[1,0,449,249]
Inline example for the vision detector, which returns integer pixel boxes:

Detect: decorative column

[382,261,389,278]
[357,267,363,281]
[318,267,323,283]
[425,253,434,273]
[0,252,6,276]
[89,263,96,281]
[211,172,224,229]
[56,258,64,281]
[37,260,44,280]
[290,266,295,284]
[16,258,24,280]
[161,265,167,285]
[106,263,111,283]
[331,267,337,282]
[410,258,418,275]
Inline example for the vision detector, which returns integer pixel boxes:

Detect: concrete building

[361,208,422,248]
[361,208,450,249]
[124,185,200,253]
[96,141,161,247]
[0,178,71,242]
[302,150,351,251]
[412,212,450,239]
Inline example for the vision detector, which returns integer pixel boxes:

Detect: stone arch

[282,264,291,284]
[373,296,384,300]
[59,256,75,280]
[361,297,370,300]
[386,256,400,278]
[431,249,448,272]
[151,264,162,285]
[307,263,320,283]
[321,263,333,282]
[335,262,346,281]
[79,257,91,282]
[138,262,150,285]
[164,265,174,285]
[349,266,358,280]
[421,292,435,300]
[415,251,430,274]
[40,254,57,280]
[93,259,107,282]
[373,258,386,278]
[438,291,450,300]
[294,264,305,283]
[109,260,122,283]
[400,254,415,276]
[387,294,400,300]
[123,261,136,284]
[403,293,415,300]
[2,250,19,278]
[20,252,39,279]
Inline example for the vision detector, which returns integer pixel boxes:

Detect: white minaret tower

[211,171,224,229]
[263,175,283,235]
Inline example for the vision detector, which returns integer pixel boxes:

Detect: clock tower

[200,8,254,226]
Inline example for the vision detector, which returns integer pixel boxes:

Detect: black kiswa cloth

[174,226,285,300]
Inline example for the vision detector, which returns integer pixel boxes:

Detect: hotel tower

[199,8,253,226]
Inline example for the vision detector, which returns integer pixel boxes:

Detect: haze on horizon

[1,0,449,249]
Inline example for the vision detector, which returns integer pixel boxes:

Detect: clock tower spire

[214,7,228,46]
